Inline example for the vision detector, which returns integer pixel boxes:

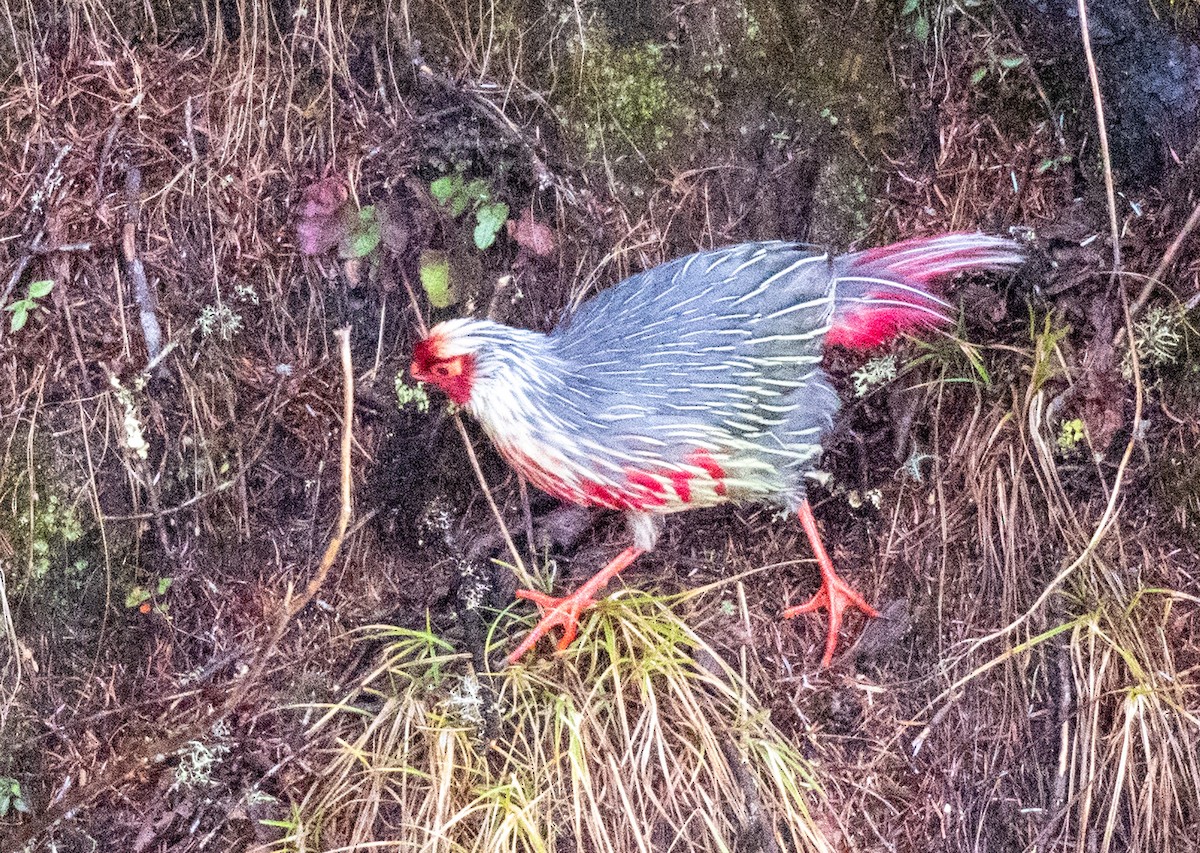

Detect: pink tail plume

[826,232,1022,349]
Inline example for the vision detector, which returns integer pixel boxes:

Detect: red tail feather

[825,303,943,349]
[827,233,1021,350]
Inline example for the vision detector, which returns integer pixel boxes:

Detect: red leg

[782,499,879,667]
[505,546,645,664]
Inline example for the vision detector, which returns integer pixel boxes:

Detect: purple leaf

[296,177,350,256]
[506,209,556,257]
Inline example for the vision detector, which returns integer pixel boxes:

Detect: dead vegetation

[1,0,1198,851]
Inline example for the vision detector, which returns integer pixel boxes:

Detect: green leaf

[970,66,987,85]
[419,249,456,308]
[476,202,507,227]
[901,0,919,14]
[125,586,151,609]
[473,202,509,250]
[28,279,54,299]
[463,178,491,204]
[156,576,174,595]
[912,14,929,42]
[447,192,469,218]
[8,304,28,333]
[999,55,1025,69]
[339,205,382,259]
[429,175,460,205]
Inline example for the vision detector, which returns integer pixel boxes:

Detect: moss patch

[561,39,691,166]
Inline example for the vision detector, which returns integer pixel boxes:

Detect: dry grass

[0,0,1198,850]
[293,590,832,852]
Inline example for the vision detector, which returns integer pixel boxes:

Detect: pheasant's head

[410,319,483,405]
[411,317,557,409]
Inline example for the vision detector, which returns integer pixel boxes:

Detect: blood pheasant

[411,234,1022,666]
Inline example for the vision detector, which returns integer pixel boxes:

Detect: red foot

[782,570,879,668]
[783,500,880,667]
[505,546,644,664]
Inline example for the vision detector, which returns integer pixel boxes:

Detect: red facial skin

[410,337,476,405]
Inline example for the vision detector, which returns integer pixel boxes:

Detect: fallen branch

[1076,0,1121,279]
[1119,199,1200,336]
[224,327,356,708]
[121,164,166,371]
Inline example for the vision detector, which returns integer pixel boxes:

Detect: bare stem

[1075,0,1121,276]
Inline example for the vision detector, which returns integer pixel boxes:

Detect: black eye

[433,364,451,377]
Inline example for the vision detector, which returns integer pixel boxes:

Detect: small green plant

[1125,305,1184,378]
[1057,418,1086,453]
[418,249,455,309]
[340,205,382,258]
[126,575,173,615]
[259,802,311,851]
[852,354,898,396]
[901,0,931,43]
[5,278,54,332]
[1030,314,1071,392]
[430,173,509,250]
[27,492,86,582]
[969,53,1025,87]
[1036,154,1073,174]
[395,374,431,413]
[197,303,244,340]
[296,177,396,261]
[0,777,29,817]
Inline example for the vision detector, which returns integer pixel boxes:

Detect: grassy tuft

[292,594,833,851]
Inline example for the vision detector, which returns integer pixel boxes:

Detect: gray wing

[553,242,835,387]
[548,243,841,498]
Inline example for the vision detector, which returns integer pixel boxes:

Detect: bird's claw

[505,588,598,664]
[783,570,879,668]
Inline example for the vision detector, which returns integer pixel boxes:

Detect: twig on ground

[122,164,166,372]
[1028,645,1074,851]
[717,738,783,853]
[1,233,45,314]
[452,416,534,588]
[184,96,200,164]
[0,144,72,313]
[226,327,356,706]
[1075,0,1121,278]
[0,568,21,728]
